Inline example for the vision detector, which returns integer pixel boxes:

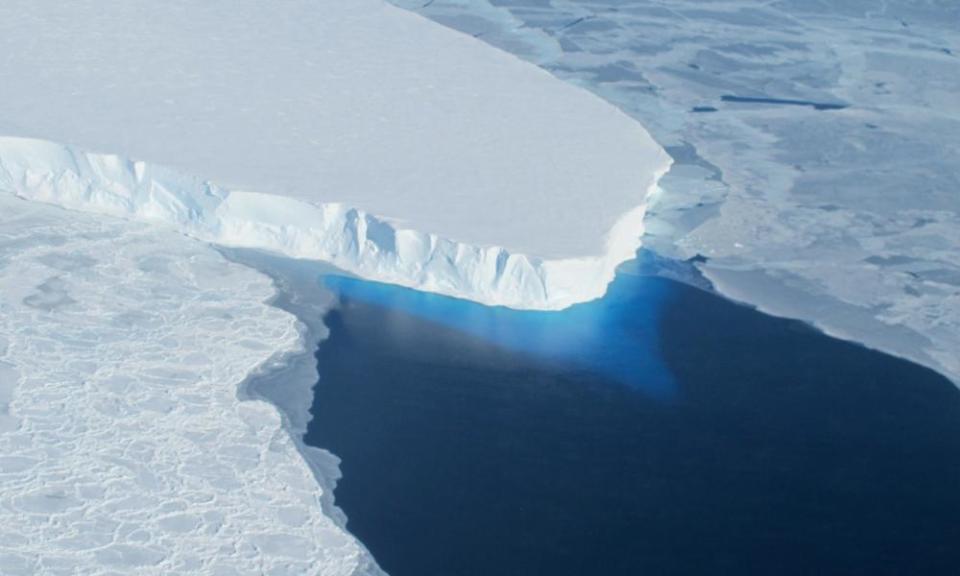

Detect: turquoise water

[320,269,676,399]
[307,268,960,576]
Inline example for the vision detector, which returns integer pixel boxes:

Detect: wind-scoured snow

[0,192,381,575]
[0,0,670,309]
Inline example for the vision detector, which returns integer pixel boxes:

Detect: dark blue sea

[305,264,960,576]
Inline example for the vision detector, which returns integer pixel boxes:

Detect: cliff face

[0,137,669,310]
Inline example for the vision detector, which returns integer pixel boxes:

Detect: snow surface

[0,0,670,309]
[0,192,381,575]
[390,0,960,384]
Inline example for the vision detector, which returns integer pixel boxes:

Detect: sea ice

[0,192,382,575]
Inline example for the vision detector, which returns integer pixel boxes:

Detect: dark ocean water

[305,269,960,576]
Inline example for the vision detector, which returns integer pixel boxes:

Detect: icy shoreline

[226,249,387,576]
[0,137,668,311]
[0,192,375,574]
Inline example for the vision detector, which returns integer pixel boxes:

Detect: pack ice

[0,191,384,575]
[0,0,670,310]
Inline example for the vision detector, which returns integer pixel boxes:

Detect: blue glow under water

[307,270,960,576]
[321,271,676,399]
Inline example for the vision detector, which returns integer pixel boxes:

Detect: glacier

[0,0,670,310]
[0,136,666,310]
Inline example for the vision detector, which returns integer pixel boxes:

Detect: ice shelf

[0,0,670,310]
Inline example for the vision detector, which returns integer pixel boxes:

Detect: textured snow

[0,192,380,575]
[0,0,670,310]
[390,0,960,383]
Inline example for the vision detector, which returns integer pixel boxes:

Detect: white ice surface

[0,0,669,309]
[0,192,380,575]
[390,0,960,383]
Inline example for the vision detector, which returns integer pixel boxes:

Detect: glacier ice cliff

[0,137,668,310]
[0,0,671,310]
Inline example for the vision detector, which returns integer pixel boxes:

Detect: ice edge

[231,252,387,576]
[0,136,671,311]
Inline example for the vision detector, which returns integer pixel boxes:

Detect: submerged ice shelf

[0,0,670,310]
